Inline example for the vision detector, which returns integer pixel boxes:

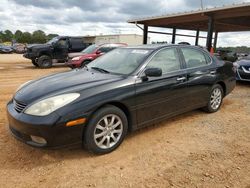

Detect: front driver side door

[135,47,188,128]
[54,39,69,60]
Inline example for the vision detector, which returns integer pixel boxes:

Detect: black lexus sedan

[7,45,236,154]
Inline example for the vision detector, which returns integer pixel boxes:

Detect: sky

[0,0,250,47]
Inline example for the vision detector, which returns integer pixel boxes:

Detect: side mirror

[96,50,102,54]
[144,67,162,77]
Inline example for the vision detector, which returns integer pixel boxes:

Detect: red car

[67,43,127,68]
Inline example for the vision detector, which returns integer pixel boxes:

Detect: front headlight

[72,56,81,61]
[24,93,80,116]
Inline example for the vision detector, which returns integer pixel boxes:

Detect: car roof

[97,43,127,47]
[123,44,205,51]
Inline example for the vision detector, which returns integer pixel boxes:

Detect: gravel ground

[0,54,249,188]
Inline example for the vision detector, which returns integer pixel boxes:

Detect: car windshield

[88,48,152,75]
[81,44,97,54]
[47,37,59,44]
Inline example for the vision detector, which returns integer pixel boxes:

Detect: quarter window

[181,48,208,68]
[146,48,181,74]
[98,47,112,53]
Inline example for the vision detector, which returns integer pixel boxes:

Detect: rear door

[69,38,87,52]
[179,47,217,108]
[135,47,188,128]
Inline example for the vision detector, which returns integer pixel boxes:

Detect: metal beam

[172,28,176,44]
[143,25,148,44]
[213,32,218,50]
[206,17,214,51]
[195,29,200,45]
[147,30,208,39]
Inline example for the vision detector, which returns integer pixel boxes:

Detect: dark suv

[24,36,89,68]
[216,49,237,62]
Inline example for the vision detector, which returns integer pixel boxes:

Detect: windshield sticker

[131,50,149,54]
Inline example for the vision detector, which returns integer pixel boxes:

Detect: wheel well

[39,52,51,58]
[91,102,132,132]
[216,81,226,96]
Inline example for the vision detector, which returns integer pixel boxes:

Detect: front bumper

[7,101,85,148]
[23,53,37,60]
[66,60,82,69]
[236,68,250,81]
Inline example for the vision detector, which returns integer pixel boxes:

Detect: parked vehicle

[67,43,127,68]
[0,45,13,53]
[178,42,190,45]
[12,43,26,54]
[216,49,237,62]
[23,36,89,68]
[7,45,236,154]
[237,53,249,60]
[234,57,250,81]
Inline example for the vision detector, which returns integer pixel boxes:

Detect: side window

[57,39,68,48]
[204,53,212,63]
[98,47,111,53]
[181,48,207,68]
[146,48,181,74]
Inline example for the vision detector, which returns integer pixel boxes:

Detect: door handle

[210,70,216,75]
[176,76,186,81]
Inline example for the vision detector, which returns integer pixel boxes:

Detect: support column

[195,29,200,46]
[143,25,148,44]
[172,28,176,44]
[213,31,218,50]
[206,16,214,51]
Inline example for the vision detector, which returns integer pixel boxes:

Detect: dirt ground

[0,54,249,188]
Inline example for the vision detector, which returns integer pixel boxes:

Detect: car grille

[242,66,250,71]
[13,100,27,113]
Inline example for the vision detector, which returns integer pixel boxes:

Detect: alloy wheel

[94,114,123,149]
[210,88,222,110]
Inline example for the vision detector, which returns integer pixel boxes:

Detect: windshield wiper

[91,67,110,74]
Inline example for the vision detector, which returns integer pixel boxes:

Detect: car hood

[14,69,124,104]
[0,46,12,50]
[27,43,51,49]
[236,59,250,66]
[68,52,85,58]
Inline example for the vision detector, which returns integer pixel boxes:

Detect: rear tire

[83,105,128,154]
[203,84,224,113]
[37,55,52,68]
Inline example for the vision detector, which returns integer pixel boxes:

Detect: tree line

[0,30,58,44]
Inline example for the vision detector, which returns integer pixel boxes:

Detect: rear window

[181,48,208,68]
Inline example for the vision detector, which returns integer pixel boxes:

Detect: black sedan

[0,45,13,53]
[7,45,236,154]
[234,56,250,81]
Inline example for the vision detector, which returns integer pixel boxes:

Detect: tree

[2,30,13,42]
[14,30,23,43]
[47,33,59,41]
[0,31,3,43]
[19,32,32,44]
[32,30,46,43]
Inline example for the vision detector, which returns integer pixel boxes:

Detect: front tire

[31,59,39,67]
[37,55,52,68]
[203,84,224,113]
[83,105,128,154]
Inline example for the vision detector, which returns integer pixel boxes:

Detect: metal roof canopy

[128,3,250,50]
